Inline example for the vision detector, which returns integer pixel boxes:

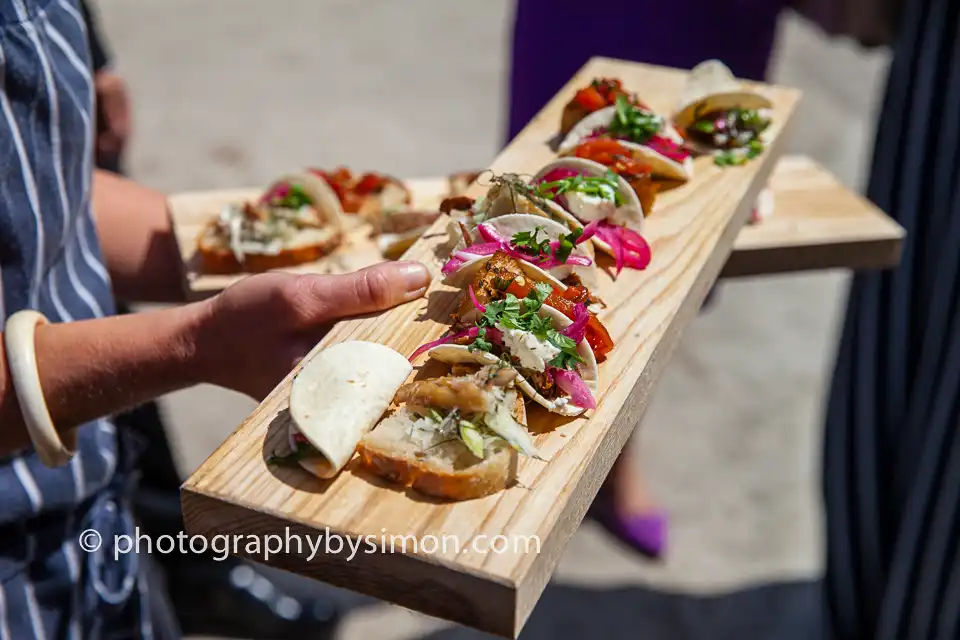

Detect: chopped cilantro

[525,282,552,311]
[548,351,582,370]
[273,184,313,209]
[555,228,582,263]
[469,328,493,353]
[608,95,663,145]
[512,227,550,257]
[746,139,765,159]
[266,442,315,467]
[713,149,747,167]
[695,120,715,134]
[472,285,583,371]
[546,329,583,370]
[480,295,522,329]
[535,172,625,207]
[527,313,554,340]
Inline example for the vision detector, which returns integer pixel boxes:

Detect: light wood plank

[722,155,904,276]
[181,56,801,637]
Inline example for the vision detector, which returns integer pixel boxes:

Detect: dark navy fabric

[824,0,960,638]
[0,1,164,637]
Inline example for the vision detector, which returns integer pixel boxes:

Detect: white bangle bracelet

[4,310,75,467]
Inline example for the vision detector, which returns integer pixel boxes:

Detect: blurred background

[96,0,890,637]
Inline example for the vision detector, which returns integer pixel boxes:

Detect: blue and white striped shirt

[1,1,151,637]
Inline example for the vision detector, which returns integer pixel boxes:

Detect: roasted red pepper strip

[505,281,614,360]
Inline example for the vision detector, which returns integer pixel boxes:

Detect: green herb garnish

[546,330,582,369]
[527,313,554,339]
[267,443,314,467]
[475,289,583,371]
[555,228,583,264]
[608,94,663,145]
[469,328,494,353]
[746,139,765,159]
[512,226,550,257]
[713,138,765,167]
[535,172,625,207]
[459,421,485,459]
[272,184,313,209]
[695,120,715,134]
[526,282,552,311]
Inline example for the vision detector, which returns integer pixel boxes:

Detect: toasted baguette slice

[357,391,526,501]
[196,223,343,274]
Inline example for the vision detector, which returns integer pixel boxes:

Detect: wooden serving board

[181,57,802,637]
[169,156,903,299]
[722,155,903,277]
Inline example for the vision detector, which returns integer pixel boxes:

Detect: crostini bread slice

[357,390,526,501]
[195,223,343,274]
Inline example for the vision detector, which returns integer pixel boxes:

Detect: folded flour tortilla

[289,341,412,478]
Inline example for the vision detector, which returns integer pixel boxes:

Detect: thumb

[297,261,431,324]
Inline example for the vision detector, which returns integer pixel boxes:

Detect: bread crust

[196,222,343,274]
[356,443,517,501]
[356,391,527,501]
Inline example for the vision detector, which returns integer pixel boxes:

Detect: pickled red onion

[468,285,486,313]
[561,303,590,344]
[409,327,479,362]
[550,367,596,410]
[594,222,652,277]
[441,221,595,274]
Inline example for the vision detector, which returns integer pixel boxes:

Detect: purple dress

[506,0,786,140]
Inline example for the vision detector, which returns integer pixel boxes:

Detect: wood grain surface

[181,57,804,637]
[723,155,903,277]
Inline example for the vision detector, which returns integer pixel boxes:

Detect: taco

[566,138,659,216]
[672,60,774,165]
[441,213,596,286]
[411,251,607,414]
[269,341,413,479]
[428,286,599,417]
[559,95,694,182]
[197,172,346,274]
[531,158,652,275]
[357,362,538,500]
[308,167,411,220]
[468,173,578,229]
[560,78,645,136]
[375,209,444,260]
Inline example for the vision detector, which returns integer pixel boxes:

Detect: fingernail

[397,261,431,294]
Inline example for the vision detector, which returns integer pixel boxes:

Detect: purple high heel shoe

[587,491,668,559]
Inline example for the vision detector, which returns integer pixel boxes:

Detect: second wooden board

[169,158,903,299]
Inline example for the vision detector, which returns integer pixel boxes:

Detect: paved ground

[97,1,890,637]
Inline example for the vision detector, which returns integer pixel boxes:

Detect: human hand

[190,261,431,399]
[94,69,131,161]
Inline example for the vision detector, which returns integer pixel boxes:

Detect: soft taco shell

[442,247,569,290]
[445,213,595,285]
[673,60,773,132]
[558,106,691,181]
[427,305,599,417]
[270,172,347,232]
[288,341,413,479]
[477,178,578,228]
[531,158,645,259]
